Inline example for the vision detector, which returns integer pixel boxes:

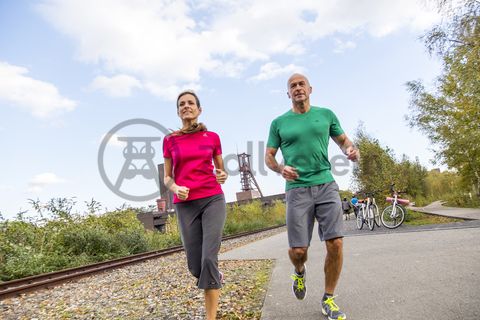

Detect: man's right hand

[280,165,299,181]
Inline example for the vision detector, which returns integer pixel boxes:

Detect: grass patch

[218,259,273,320]
[224,200,285,236]
[404,209,463,226]
[414,193,480,209]
[444,199,480,208]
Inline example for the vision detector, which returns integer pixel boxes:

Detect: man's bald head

[287,73,310,89]
[286,73,312,108]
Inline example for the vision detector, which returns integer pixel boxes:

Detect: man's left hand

[345,146,359,162]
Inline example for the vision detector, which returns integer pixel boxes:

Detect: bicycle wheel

[367,207,375,231]
[381,204,405,229]
[373,204,381,227]
[356,208,364,230]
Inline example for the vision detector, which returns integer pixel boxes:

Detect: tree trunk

[474,171,480,199]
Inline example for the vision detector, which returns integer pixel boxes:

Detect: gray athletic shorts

[175,194,226,289]
[286,181,344,247]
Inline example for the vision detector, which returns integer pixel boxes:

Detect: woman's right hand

[175,186,190,200]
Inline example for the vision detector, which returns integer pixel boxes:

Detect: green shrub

[412,195,431,207]
[224,200,285,235]
[60,226,118,259]
[444,193,480,208]
[0,199,285,282]
[116,230,149,254]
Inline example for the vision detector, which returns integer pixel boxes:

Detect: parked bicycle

[381,183,410,229]
[370,192,381,227]
[356,191,379,231]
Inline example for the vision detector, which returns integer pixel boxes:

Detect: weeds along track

[0,224,285,299]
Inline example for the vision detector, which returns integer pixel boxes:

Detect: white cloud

[250,62,305,82]
[333,39,357,54]
[37,0,440,98]
[28,172,66,193]
[89,74,142,97]
[0,61,77,118]
[37,0,212,100]
[208,61,245,78]
[144,82,202,101]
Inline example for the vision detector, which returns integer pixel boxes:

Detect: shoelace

[290,274,305,290]
[324,295,340,312]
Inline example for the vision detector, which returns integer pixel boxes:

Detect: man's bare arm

[332,133,359,162]
[265,147,299,181]
[265,147,283,173]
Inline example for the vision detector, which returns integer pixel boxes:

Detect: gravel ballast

[1,227,286,320]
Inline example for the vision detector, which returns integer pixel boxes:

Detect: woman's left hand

[215,169,228,184]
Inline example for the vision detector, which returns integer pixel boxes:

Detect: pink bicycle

[381,183,410,229]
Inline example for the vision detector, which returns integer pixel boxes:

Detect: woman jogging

[163,90,228,319]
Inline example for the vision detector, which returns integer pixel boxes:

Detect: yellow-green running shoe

[290,265,306,300]
[322,295,346,320]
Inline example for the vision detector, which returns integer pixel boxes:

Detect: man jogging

[265,73,359,320]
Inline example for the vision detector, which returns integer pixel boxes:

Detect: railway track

[0,224,285,300]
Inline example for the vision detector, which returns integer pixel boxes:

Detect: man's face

[287,75,312,103]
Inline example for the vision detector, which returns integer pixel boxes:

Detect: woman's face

[177,93,201,121]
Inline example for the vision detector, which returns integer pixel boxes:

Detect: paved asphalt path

[220,219,480,320]
[409,201,480,220]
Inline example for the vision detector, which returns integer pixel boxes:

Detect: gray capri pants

[175,193,226,289]
[286,181,344,247]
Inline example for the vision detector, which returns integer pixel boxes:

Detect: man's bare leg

[289,247,308,300]
[324,237,343,294]
[289,247,308,273]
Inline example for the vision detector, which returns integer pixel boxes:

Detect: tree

[396,155,428,198]
[406,0,480,197]
[352,127,397,194]
[424,169,462,198]
[352,126,429,201]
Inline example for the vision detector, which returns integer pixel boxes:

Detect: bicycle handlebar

[389,183,407,195]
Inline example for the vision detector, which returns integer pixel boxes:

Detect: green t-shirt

[267,106,344,190]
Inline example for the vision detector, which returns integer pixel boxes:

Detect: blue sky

[0,0,444,219]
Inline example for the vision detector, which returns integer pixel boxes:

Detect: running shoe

[321,295,346,320]
[290,265,306,300]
